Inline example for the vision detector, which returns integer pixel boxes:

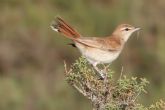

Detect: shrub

[64,57,165,110]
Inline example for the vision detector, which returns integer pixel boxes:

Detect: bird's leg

[93,63,105,79]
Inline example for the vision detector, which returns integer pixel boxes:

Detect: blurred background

[0,0,165,110]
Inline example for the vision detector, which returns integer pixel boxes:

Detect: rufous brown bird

[51,17,140,78]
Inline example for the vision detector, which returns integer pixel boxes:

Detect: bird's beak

[133,27,141,32]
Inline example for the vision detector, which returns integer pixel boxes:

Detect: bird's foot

[93,64,110,80]
[99,65,111,80]
[93,67,105,80]
[99,70,106,80]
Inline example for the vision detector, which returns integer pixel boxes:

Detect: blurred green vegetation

[0,0,164,110]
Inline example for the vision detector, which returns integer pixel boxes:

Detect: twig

[73,84,87,97]
[133,91,141,102]
[64,60,72,75]
[119,66,124,80]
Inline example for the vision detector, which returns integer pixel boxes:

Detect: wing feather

[77,37,122,51]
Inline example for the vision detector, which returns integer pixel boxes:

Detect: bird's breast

[75,42,121,64]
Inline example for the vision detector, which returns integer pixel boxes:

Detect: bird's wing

[77,37,122,51]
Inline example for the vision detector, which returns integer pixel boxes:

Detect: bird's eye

[125,28,130,31]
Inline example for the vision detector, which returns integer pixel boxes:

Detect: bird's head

[113,24,140,42]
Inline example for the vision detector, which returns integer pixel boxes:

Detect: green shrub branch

[64,57,165,110]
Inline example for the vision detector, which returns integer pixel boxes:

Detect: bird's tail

[51,17,81,40]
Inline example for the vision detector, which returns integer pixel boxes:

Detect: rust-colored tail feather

[51,17,81,40]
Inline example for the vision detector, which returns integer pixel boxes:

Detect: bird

[50,17,140,78]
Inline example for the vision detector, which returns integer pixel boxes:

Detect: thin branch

[133,91,141,102]
[64,60,72,75]
[119,66,124,80]
[72,84,87,97]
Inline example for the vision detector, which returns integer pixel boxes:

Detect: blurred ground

[0,0,165,110]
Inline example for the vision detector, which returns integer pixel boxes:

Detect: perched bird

[51,17,140,78]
